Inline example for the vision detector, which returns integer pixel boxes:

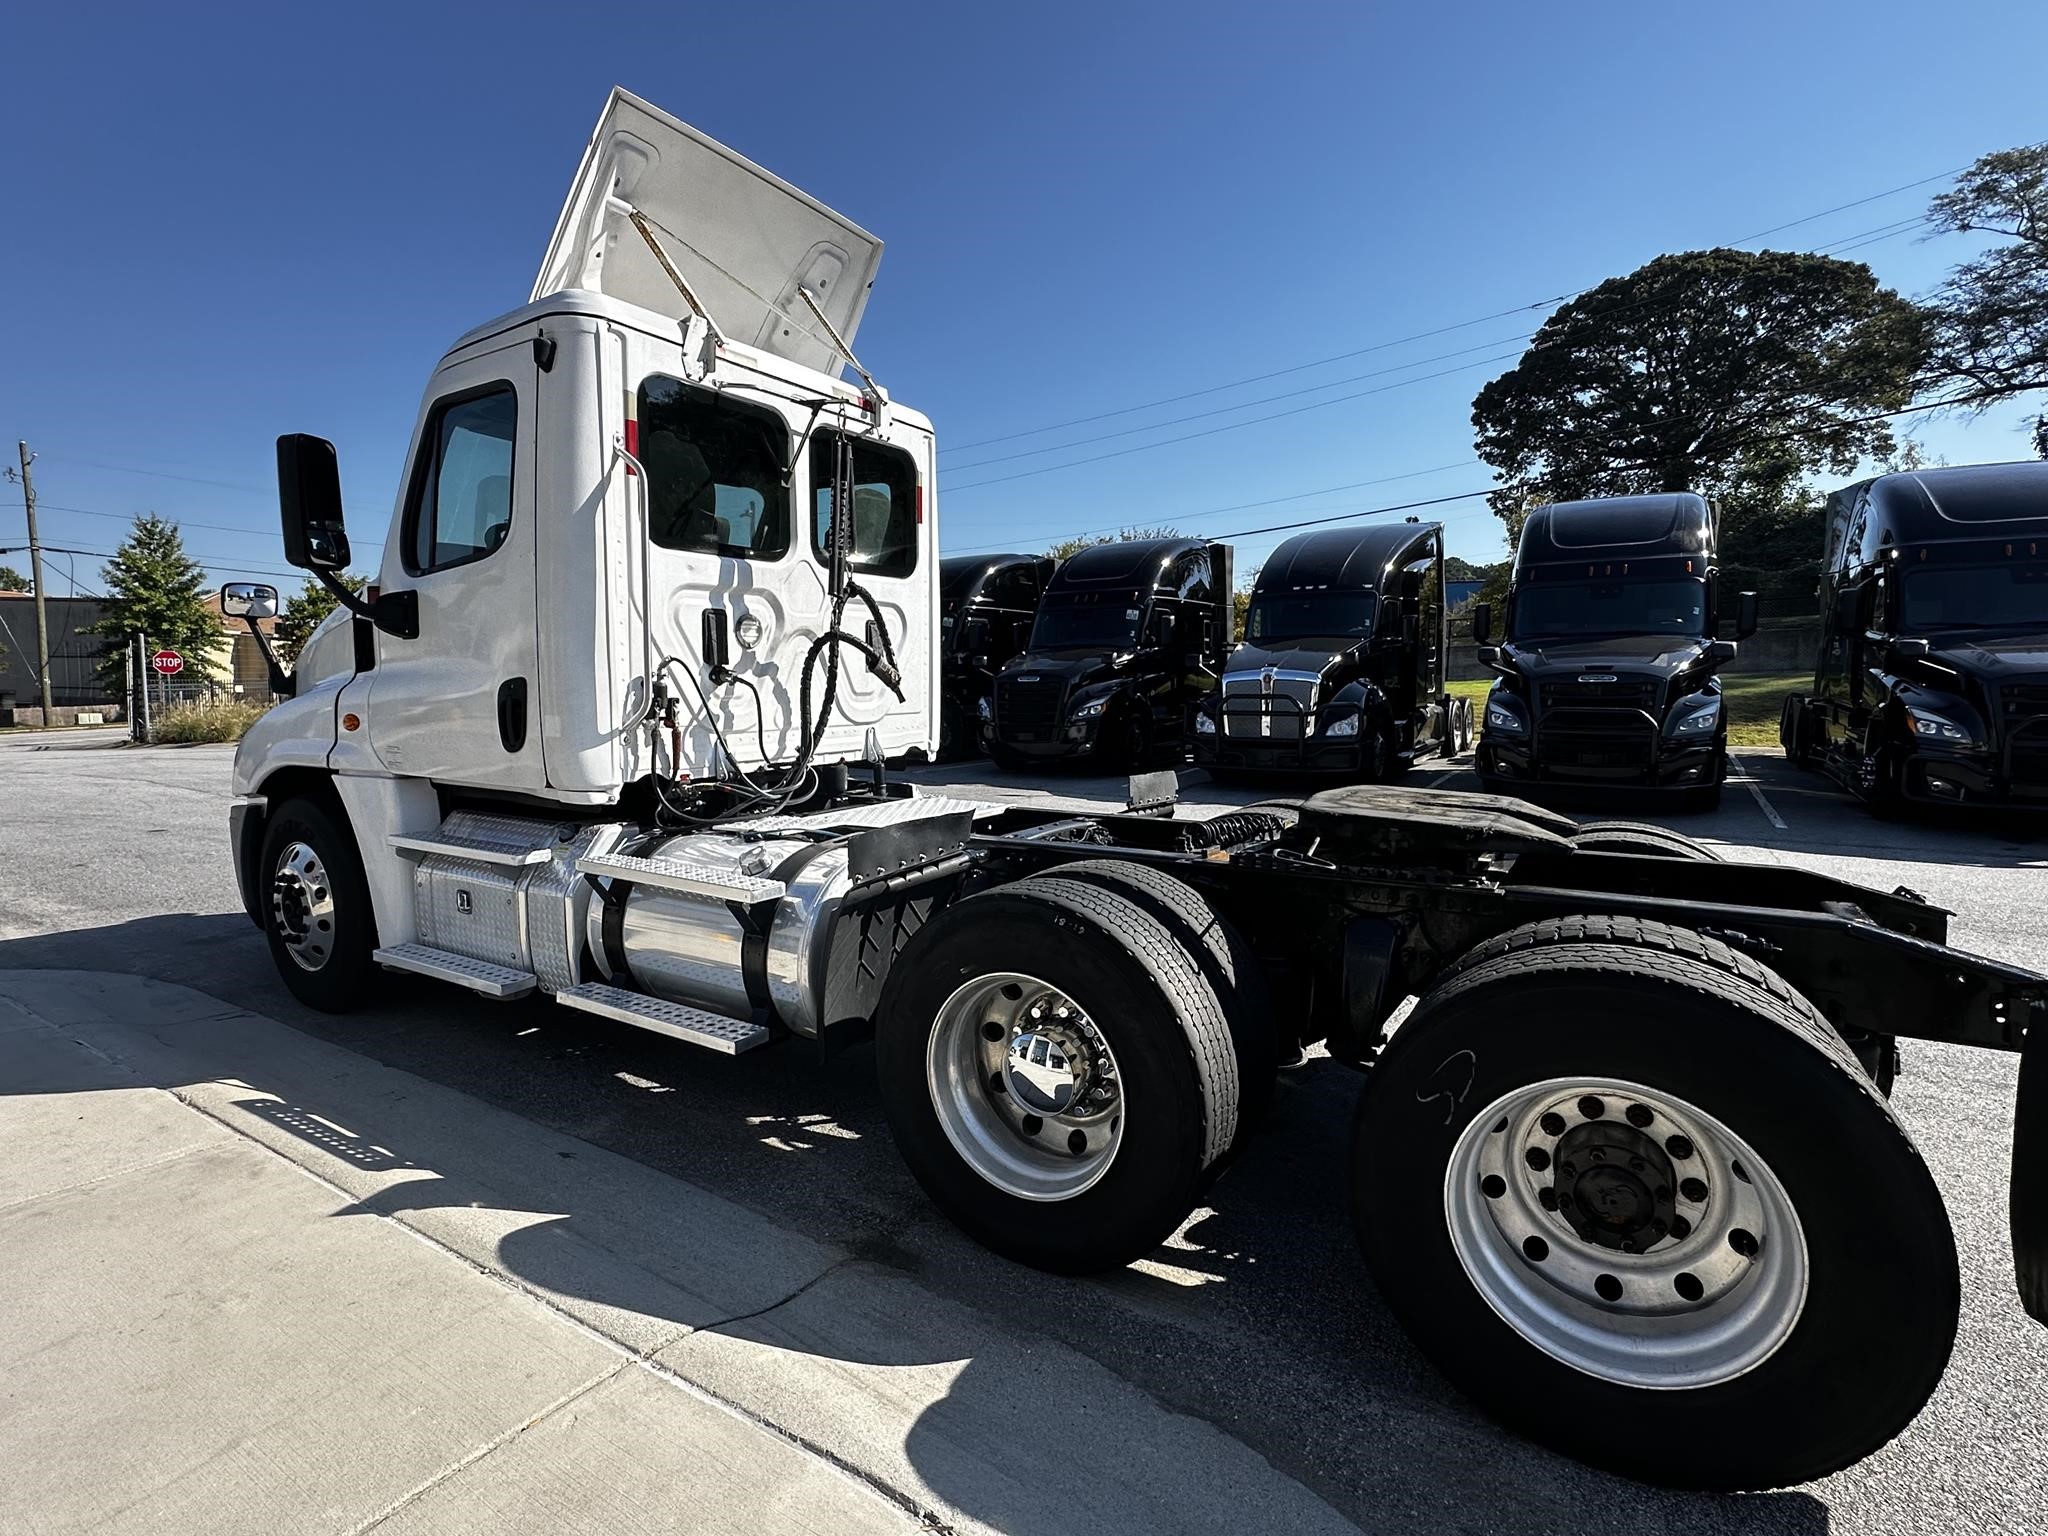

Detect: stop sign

[150,648,184,676]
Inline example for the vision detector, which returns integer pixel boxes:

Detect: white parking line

[1727,767,1788,830]
[1423,769,1461,789]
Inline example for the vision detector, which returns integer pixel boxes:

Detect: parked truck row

[218,89,2048,1492]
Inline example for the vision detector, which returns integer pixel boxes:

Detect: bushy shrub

[153,695,269,744]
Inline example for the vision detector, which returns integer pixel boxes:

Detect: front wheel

[259,795,378,1012]
[1353,927,1958,1488]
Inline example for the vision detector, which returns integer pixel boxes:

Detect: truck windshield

[1511,578,1707,641]
[1031,600,1143,651]
[1244,592,1377,642]
[1901,563,2048,631]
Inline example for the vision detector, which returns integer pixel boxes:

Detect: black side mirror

[1736,590,1759,641]
[277,434,350,572]
[1471,602,1492,646]
[1144,611,1173,648]
[961,616,990,656]
[1705,639,1738,667]
[1893,636,1930,660]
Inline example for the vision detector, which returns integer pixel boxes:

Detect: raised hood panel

[534,89,882,379]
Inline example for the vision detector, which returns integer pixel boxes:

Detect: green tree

[1047,524,1181,562]
[1921,146,2048,455]
[88,515,220,686]
[1471,249,1927,545]
[0,564,28,592]
[274,575,367,667]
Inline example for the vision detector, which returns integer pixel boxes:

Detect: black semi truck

[1472,493,1756,810]
[937,553,1054,758]
[1191,519,1471,777]
[989,536,1232,769]
[1781,460,2048,811]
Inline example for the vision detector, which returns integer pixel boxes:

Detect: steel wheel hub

[1444,1077,1808,1389]
[927,972,1123,1201]
[270,840,337,973]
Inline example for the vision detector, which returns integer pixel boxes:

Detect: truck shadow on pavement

[0,920,1831,1536]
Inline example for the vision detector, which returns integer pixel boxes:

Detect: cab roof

[1253,521,1440,594]
[1048,537,1207,590]
[1853,461,2048,542]
[1518,493,1712,568]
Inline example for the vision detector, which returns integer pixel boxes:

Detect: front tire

[1353,922,1957,1488]
[877,875,1238,1273]
[259,795,378,1013]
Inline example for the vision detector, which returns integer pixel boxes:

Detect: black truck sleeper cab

[938,553,1053,758]
[1782,460,2048,810]
[1473,493,1756,810]
[1192,520,1462,777]
[990,537,1232,769]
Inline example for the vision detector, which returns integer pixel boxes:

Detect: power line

[941,159,1984,462]
[25,499,385,549]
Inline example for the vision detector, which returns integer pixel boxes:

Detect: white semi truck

[224,89,2048,1491]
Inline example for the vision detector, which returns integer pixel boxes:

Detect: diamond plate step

[388,832,553,867]
[555,983,771,1055]
[374,943,537,998]
[575,851,785,904]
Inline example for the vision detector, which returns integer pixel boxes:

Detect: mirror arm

[312,568,418,641]
[241,616,296,699]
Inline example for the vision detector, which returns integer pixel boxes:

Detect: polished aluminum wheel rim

[1444,1076,1807,1389]
[927,971,1123,1201]
[270,840,337,973]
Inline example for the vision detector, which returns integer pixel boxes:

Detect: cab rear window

[637,376,791,560]
[811,432,918,579]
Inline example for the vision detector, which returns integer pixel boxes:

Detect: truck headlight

[1071,697,1107,720]
[1908,708,1971,743]
[1672,700,1721,734]
[1194,711,1217,735]
[1485,699,1526,734]
[1324,711,1360,739]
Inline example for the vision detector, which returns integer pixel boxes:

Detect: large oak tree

[1471,248,1927,547]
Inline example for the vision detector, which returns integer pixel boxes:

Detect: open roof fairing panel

[535,89,883,380]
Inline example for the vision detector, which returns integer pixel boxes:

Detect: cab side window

[404,386,518,575]
[812,432,919,579]
[985,565,1040,611]
[638,376,791,559]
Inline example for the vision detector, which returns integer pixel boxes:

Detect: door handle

[497,678,528,753]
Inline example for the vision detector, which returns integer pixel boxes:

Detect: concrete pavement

[0,968,1361,1536]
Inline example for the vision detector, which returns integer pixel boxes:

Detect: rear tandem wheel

[1352,918,1958,1489]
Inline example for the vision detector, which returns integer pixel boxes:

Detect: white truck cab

[228,89,955,1036]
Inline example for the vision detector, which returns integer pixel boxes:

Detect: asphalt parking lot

[2,730,2043,1535]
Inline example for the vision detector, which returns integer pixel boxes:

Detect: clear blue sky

[3,0,2045,596]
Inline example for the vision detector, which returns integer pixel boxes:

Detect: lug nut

[1729,1228,1760,1258]
[1481,1174,1507,1199]
[1680,1177,1709,1202]
[1626,1103,1654,1128]
[1540,1111,1567,1136]
[1594,1273,1623,1302]
[1674,1272,1705,1302]
[1666,1134,1695,1160]
[982,1021,1005,1042]
[1021,1114,1043,1136]
[1628,1156,1646,1172]
[1525,1147,1551,1172]
[1523,1236,1549,1262]
[1578,1096,1606,1119]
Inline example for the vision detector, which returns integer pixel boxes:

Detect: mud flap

[2016,1001,2048,1325]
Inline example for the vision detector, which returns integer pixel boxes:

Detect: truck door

[365,344,543,789]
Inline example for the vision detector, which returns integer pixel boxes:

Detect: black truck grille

[1540,678,1661,711]
[997,675,1064,737]
[1536,711,1659,772]
[2005,682,2048,789]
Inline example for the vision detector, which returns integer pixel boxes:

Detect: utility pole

[14,443,54,728]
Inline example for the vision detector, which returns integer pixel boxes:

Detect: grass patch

[154,695,269,744]
[1451,673,1806,749]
